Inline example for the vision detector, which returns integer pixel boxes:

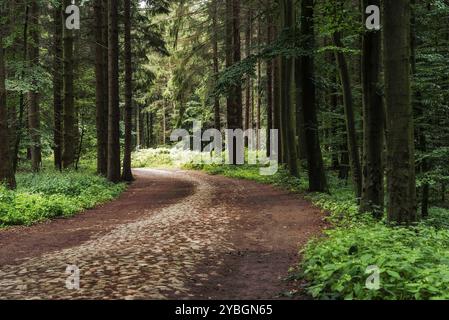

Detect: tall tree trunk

[280,0,299,177]
[94,0,108,176]
[212,0,221,131]
[298,0,327,191]
[122,0,134,182]
[107,0,121,183]
[360,0,384,216]
[53,4,63,171]
[13,5,29,172]
[245,7,252,133]
[272,28,282,164]
[0,29,16,189]
[266,2,273,155]
[333,31,362,198]
[28,0,41,172]
[231,0,243,130]
[226,0,243,164]
[62,0,76,169]
[257,18,263,149]
[383,0,417,224]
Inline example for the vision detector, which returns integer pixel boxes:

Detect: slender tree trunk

[212,0,221,131]
[266,2,273,155]
[28,1,41,172]
[280,0,299,177]
[62,0,76,169]
[13,5,29,172]
[231,0,243,131]
[53,4,63,171]
[333,31,362,198]
[360,0,384,216]
[383,0,417,224]
[0,30,16,189]
[272,27,282,164]
[298,0,327,192]
[107,0,121,183]
[245,7,252,133]
[102,0,109,157]
[226,0,243,164]
[94,0,108,176]
[122,0,134,182]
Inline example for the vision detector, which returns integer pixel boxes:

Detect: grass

[0,168,126,228]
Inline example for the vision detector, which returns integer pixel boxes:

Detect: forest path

[0,169,325,300]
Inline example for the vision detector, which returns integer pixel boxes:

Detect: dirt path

[0,169,326,300]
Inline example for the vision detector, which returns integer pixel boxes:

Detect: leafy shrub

[0,171,125,227]
[300,224,449,300]
[132,148,174,168]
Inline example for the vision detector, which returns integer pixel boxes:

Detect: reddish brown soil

[0,169,326,299]
[180,173,327,300]
[0,170,194,266]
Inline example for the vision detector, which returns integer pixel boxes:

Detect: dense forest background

[1,0,449,300]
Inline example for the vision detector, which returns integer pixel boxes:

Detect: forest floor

[0,169,326,300]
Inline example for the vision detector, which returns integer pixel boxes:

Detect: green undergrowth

[186,162,449,300]
[132,148,174,168]
[0,170,126,227]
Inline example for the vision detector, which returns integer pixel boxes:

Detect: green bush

[0,171,125,227]
[300,223,449,300]
[132,148,174,168]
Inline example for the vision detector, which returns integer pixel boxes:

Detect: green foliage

[300,223,449,300]
[0,171,125,227]
[132,148,174,168]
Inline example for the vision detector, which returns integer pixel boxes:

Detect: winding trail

[0,169,326,300]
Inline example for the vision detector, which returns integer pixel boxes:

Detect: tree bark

[0,29,16,189]
[212,0,221,131]
[94,0,108,176]
[122,0,134,182]
[280,0,299,177]
[298,0,327,192]
[383,0,417,224]
[62,0,76,169]
[53,3,63,171]
[266,2,273,155]
[360,0,384,216]
[107,0,121,183]
[28,0,41,172]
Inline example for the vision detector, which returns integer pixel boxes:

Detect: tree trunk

[360,0,384,217]
[28,0,41,172]
[298,0,327,192]
[13,5,29,172]
[53,3,63,171]
[94,0,108,176]
[266,2,273,156]
[333,31,362,198]
[273,26,282,164]
[383,0,417,224]
[122,0,134,182]
[212,0,221,131]
[0,30,16,189]
[245,7,252,134]
[280,0,299,177]
[107,0,121,183]
[62,0,76,169]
